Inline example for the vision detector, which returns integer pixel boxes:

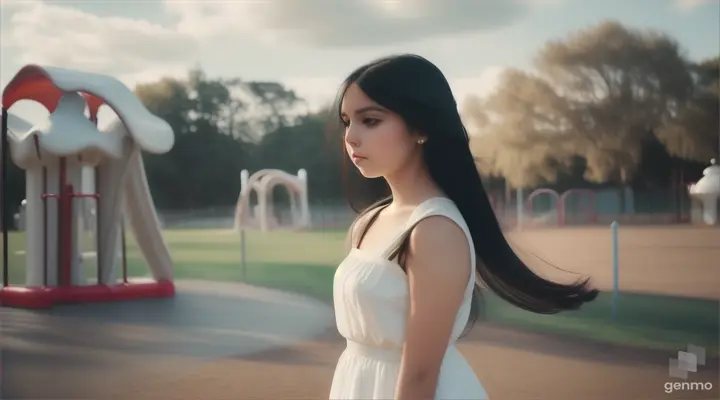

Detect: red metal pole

[41,171,74,287]
[71,193,100,284]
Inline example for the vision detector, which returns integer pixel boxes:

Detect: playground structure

[524,188,597,227]
[234,168,311,232]
[688,158,720,225]
[0,64,176,309]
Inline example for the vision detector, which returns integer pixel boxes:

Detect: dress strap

[350,203,390,249]
[379,197,461,260]
[380,197,477,295]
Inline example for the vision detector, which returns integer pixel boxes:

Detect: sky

[1,0,718,128]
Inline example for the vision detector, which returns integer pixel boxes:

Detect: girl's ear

[410,128,428,145]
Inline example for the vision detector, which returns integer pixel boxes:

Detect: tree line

[3,20,718,215]
[466,21,718,193]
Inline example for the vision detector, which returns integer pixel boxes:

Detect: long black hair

[330,54,598,324]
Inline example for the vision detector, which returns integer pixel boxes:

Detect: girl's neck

[384,163,442,209]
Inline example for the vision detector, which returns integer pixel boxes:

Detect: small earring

[417,139,426,144]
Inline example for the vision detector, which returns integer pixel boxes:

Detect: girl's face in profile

[341,83,423,179]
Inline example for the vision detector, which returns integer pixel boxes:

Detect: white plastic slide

[96,120,173,283]
[121,145,174,281]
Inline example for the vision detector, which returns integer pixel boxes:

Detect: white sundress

[329,197,489,400]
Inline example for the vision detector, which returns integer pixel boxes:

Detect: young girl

[328,54,598,400]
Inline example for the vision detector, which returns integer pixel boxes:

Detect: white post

[239,169,250,275]
[45,157,60,287]
[297,168,310,228]
[241,169,249,192]
[67,157,85,286]
[24,167,44,286]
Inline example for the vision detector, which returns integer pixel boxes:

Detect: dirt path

[507,226,720,300]
[103,325,718,400]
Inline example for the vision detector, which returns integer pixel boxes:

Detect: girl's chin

[355,165,383,179]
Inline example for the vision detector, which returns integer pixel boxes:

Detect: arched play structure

[1,64,176,309]
[525,188,597,227]
[234,168,311,232]
[524,188,560,226]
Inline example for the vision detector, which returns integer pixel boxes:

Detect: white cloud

[1,0,200,78]
[673,0,716,11]
[1,1,525,87]
[452,66,506,104]
[282,77,343,112]
[1,0,510,127]
[163,0,533,47]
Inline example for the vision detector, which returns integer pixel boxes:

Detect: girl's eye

[363,118,380,127]
[341,118,380,129]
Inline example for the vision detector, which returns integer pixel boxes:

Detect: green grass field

[3,228,718,354]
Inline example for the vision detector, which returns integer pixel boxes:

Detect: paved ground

[110,326,719,400]
[1,280,334,399]
[6,314,718,400]
[2,226,719,400]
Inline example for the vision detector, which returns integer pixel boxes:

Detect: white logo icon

[669,344,706,380]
